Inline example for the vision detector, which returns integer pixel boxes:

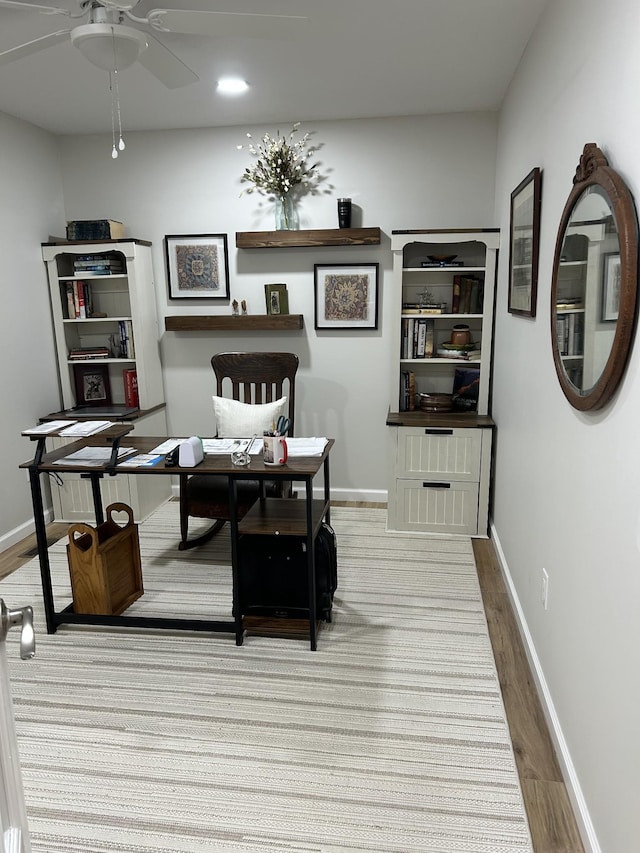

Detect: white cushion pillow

[212,395,288,438]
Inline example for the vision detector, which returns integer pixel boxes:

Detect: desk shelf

[238,498,328,537]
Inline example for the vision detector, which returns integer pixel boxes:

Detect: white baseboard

[0,508,54,554]
[489,521,600,853]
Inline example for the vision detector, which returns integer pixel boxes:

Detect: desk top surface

[21,435,334,477]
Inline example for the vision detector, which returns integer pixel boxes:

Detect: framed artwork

[165,234,230,300]
[314,263,379,330]
[601,252,621,321]
[508,167,542,318]
[74,364,111,406]
[264,283,289,315]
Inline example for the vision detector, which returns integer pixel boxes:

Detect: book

[451,275,461,313]
[123,368,139,408]
[66,220,125,240]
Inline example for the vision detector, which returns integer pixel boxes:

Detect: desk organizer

[66,502,143,616]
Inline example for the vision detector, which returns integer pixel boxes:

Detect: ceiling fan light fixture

[217,77,249,95]
[71,23,148,72]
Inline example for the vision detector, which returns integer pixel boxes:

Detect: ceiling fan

[0,0,309,88]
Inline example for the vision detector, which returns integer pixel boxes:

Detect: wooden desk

[20,433,334,650]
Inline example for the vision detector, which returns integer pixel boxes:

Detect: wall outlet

[542,568,549,610]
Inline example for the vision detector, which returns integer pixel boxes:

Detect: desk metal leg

[228,477,244,646]
[28,468,56,634]
[323,456,331,526]
[306,477,317,651]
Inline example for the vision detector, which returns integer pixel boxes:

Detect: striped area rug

[2,502,533,853]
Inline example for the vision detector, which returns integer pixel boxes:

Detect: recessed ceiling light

[217,77,249,95]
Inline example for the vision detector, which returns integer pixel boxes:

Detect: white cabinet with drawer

[387,419,494,536]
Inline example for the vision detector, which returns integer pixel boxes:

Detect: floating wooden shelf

[235,227,381,249]
[164,314,304,332]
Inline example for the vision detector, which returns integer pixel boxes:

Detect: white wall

[0,111,65,549]
[55,113,498,501]
[492,0,640,850]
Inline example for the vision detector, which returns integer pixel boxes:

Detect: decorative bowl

[418,392,453,413]
[428,254,457,263]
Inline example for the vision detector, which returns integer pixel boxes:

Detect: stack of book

[436,342,481,361]
[68,346,110,360]
[73,253,125,276]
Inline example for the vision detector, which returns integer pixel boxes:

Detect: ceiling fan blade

[137,33,198,89]
[0,29,69,66]
[0,0,70,13]
[148,9,309,39]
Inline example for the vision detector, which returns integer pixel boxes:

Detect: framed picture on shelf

[508,167,542,318]
[264,283,289,315]
[314,263,379,330]
[601,252,621,322]
[74,364,111,406]
[165,234,230,300]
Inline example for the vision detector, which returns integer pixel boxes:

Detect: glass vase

[274,195,298,230]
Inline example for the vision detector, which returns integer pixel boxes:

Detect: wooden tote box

[67,502,143,615]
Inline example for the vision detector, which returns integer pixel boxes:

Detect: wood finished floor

[0,507,584,852]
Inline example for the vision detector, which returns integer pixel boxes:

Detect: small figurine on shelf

[232,299,239,316]
[241,299,248,315]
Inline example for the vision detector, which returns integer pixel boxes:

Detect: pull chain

[109,26,125,159]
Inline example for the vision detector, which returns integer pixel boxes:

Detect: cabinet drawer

[394,479,479,535]
[397,427,481,481]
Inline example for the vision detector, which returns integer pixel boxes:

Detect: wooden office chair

[178,351,298,550]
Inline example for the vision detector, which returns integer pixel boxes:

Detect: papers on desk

[58,420,114,437]
[117,453,163,468]
[52,446,136,466]
[283,438,329,457]
[203,438,261,455]
[22,420,77,435]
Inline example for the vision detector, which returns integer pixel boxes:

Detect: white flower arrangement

[238,122,321,200]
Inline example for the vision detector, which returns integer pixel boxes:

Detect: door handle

[0,601,36,660]
[422,482,451,489]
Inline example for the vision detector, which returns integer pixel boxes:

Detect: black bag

[238,522,337,622]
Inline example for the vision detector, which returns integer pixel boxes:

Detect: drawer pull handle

[424,429,453,435]
[422,482,451,489]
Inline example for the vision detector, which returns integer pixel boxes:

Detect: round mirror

[551,143,639,410]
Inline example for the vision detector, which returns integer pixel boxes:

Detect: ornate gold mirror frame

[551,143,639,410]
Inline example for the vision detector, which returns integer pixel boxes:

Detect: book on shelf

[122,368,139,408]
[436,347,481,361]
[118,319,135,358]
[400,370,416,411]
[402,318,435,358]
[402,303,444,315]
[65,220,125,241]
[451,275,483,314]
[65,280,94,318]
[68,346,110,360]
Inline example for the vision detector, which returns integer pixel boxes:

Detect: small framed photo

[165,234,230,300]
[314,263,379,330]
[74,364,111,407]
[601,252,621,322]
[508,167,542,318]
[264,283,289,315]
